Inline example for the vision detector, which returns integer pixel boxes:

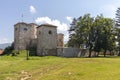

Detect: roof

[14,22,28,26]
[29,23,39,26]
[0,49,4,55]
[14,22,39,27]
[37,23,57,28]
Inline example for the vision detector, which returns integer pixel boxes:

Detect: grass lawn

[0,55,120,80]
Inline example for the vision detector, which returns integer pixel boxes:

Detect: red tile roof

[0,49,4,55]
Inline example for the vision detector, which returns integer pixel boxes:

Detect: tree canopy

[68,14,116,57]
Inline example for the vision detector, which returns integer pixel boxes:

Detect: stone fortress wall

[37,24,57,56]
[14,22,88,57]
[14,22,64,56]
[14,22,37,50]
[57,33,64,48]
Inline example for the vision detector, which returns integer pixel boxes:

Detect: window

[39,31,41,35]
[48,30,52,35]
[15,28,17,31]
[24,28,27,31]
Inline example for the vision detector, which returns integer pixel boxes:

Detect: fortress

[14,22,64,56]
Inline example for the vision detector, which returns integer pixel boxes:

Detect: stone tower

[14,22,37,50]
[57,33,64,48]
[37,24,57,56]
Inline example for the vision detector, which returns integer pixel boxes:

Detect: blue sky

[0,0,120,44]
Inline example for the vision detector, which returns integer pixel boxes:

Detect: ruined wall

[57,33,64,48]
[14,22,37,50]
[37,24,57,56]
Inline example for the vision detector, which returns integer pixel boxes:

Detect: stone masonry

[14,22,89,57]
[14,22,38,50]
[14,22,64,56]
[37,24,57,56]
[57,33,64,48]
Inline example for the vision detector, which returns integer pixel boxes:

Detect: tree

[115,7,120,56]
[116,8,120,28]
[2,42,14,55]
[114,28,120,56]
[88,15,114,57]
[68,18,79,47]
[68,14,115,57]
[69,14,96,57]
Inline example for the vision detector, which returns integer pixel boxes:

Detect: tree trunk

[94,52,96,57]
[26,50,29,60]
[88,49,92,57]
[110,51,113,56]
[118,43,120,56]
[96,52,100,57]
[118,47,120,56]
[88,44,93,57]
[103,50,106,57]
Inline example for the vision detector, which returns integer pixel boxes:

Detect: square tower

[14,22,38,50]
[37,24,57,56]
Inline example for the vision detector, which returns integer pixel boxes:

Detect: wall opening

[24,28,27,31]
[48,30,52,35]
[39,31,41,35]
[15,28,17,31]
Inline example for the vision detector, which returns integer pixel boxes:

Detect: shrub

[2,43,14,55]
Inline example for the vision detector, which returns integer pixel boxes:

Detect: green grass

[0,55,120,80]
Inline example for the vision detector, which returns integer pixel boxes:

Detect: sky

[0,0,120,44]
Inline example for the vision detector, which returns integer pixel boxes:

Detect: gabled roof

[37,23,57,28]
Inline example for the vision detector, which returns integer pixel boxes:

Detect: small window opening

[48,30,52,34]
[24,28,27,31]
[15,28,17,31]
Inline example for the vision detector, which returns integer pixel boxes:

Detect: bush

[2,43,14,55]
[28,47,37,56]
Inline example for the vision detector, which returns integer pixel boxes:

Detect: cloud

[0,38,12,44]
[29,5,36,14]
[35,17,69,32]
[64,33,69,43]
[99,4,117,18]
[66,16,73,23]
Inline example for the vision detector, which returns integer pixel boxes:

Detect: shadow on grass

[83,55,120,59]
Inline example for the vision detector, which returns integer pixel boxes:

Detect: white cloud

[99,4,117,18]
[64,33,69,43]
[35,17,69,32]
[29,5,36,14]
[35,17,70,42]
[0,38,12,44]
[66,16,73,23]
